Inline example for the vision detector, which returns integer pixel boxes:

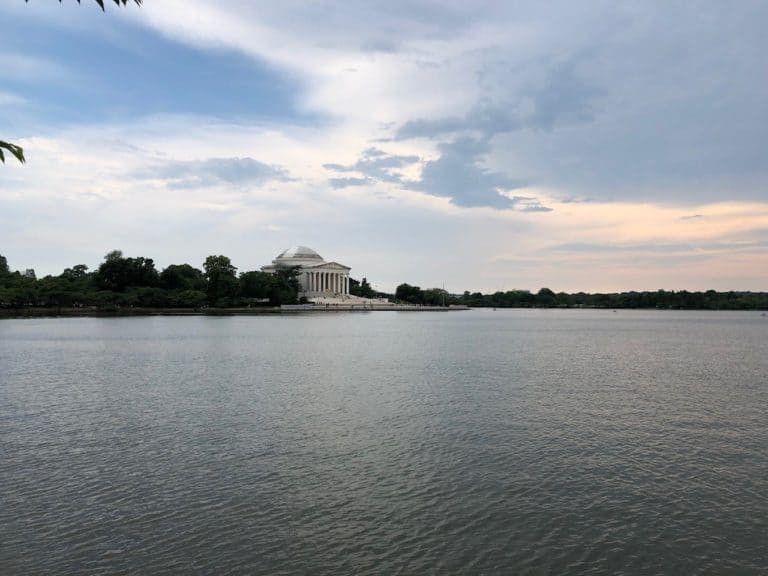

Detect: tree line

[0,251,385,309]
[2,252,766,310]
[393,283,768,310]
[0,251,302,309]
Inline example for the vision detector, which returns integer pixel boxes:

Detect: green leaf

[0,141,25,164]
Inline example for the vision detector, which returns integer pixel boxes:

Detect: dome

[275,245,324,262]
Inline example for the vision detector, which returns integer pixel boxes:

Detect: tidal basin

[1,310,767,575]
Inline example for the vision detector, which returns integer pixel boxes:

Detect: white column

[335,273,339,293]
[309,272,314,293]
[345,275,348,294]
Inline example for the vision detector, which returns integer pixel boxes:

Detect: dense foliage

[392,284,768,310]
[349,277,376,298]
[0,251,301,309]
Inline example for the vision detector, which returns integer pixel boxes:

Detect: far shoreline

[0,305,466,319]
[2,305,766,320]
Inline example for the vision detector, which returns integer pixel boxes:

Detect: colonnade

[304,270,349,295]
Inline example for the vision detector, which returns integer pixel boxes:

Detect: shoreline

[0,305,469,319]
[2,305,765,319]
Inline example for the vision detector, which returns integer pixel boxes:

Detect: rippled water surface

[1,310,767,575]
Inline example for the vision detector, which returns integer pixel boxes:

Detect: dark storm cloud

[394,3,768,204]
[324,140,550,211]
[324,147,420,185]
[396,57,598,140]
[406,137,529,209]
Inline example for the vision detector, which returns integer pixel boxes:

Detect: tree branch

[25,0,142,11]
[0,141,25,164]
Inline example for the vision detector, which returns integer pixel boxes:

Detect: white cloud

[3,116,768,292]
[0,90,26,107]
[2,1,768,291]
[120,2,768,206]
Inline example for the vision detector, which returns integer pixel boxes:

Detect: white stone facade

[261,246,351,297]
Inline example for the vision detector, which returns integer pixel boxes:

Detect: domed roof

[276,245,324,261]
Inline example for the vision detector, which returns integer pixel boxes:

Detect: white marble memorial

[261,246,351,297]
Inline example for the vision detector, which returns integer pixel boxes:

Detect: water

[1,310,767,575]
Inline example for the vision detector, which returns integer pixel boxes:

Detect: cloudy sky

[1,1,767,293]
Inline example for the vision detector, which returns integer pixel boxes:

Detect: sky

[1,1,767,293]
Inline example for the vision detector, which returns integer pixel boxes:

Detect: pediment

[306,261,350,270]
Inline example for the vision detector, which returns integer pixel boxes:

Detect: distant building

[261,246,351,297]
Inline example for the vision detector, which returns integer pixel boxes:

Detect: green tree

[203,255,239,306]
[0,255,9,275]
[423,288,448,306]
[38,264,94,307]
[0,269,39,306]
[61,264,89,281]
[395,283,424,304]
[95,251,159,291]
[269,266,301,305]
[239,270,275,300]
[359,277,374,298]
[171,290,207,308]
[160,264,206,291]
[536,287,557,307]
[350,277,375,298]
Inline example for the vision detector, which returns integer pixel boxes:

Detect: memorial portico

[261,246,351,297]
